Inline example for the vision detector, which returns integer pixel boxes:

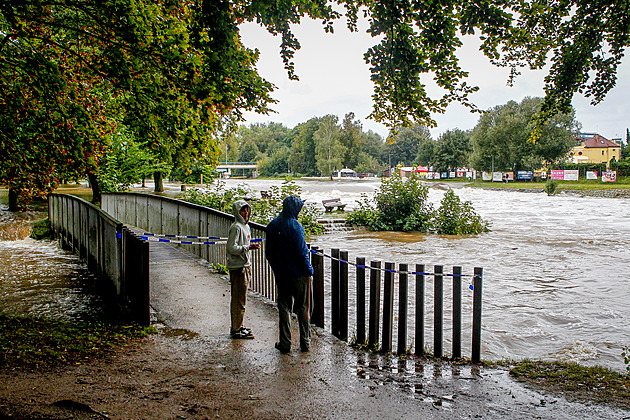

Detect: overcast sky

[239,18,629,142]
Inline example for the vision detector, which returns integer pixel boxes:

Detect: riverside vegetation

[348,172,490,234]
[180,178,325,236]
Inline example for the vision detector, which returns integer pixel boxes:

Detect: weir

[52,192,483,361]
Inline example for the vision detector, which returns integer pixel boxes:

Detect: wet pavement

[149,241,630,419]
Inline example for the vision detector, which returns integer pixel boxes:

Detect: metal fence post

[452,266,462,359]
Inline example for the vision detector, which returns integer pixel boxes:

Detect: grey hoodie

[226,200,252,270]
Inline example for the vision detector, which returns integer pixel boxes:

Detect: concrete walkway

[149,241,629,419]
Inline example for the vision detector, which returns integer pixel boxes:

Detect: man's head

[282,196,304,219]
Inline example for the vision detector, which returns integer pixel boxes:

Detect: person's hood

[232,200,250,224]
[281,196,303,219]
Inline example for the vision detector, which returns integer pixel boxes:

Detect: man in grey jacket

[227,200,259,339]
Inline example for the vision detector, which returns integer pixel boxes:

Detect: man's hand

[249,243,260,250]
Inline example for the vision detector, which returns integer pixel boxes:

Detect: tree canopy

[2,0,628,207]
[470,97,579,171]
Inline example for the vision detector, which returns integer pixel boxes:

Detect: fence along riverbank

[101,192,483,361]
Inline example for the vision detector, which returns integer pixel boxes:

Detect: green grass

[510,360,630,409]
[0,315,155,369]
[468,179,630,190]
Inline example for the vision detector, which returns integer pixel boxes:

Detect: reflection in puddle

[350,350,480,403]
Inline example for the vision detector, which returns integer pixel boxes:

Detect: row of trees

[221,97,585,178]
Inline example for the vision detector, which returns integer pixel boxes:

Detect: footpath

[146,242,629,419]
[2,241,629,419]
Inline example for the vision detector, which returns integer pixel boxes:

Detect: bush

[347,174,490,235]
[348,173,433,232]
[545,178,559,195]
[431,189,490,235]
[374,172,433,231]
[180,178,324,237]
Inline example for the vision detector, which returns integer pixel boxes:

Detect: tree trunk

[87,172,102,204]
[8,187,19,212]
[154,171,164,192]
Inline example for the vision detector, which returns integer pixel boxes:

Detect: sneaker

[275,342,290,354]
[231,327,254,339]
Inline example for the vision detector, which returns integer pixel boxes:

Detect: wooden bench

[322,198,347,212]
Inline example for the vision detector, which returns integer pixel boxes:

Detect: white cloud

[239,19,629,142]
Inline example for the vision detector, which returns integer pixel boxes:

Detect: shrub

[374,172,433,231]
[545,178,559,195]
[348,175,490,235]
[180,178,324,237]
[431,189,490,234]
[348,173,433,232]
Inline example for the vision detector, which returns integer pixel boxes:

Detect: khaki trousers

[229,266,251,332]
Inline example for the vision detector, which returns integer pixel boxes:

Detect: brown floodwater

[0,188,104,321]
[2,180,629,372]
[221,179,630,372]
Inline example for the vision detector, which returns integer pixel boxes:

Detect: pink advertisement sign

[551,170,565,180]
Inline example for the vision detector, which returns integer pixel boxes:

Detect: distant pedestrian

[265,196,314,354]
[226,200,259,339]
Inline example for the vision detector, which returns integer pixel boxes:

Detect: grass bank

[466,178,630,191]
[509,360,630,410]
[0,315,155,369]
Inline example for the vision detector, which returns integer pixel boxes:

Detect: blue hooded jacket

[265,196,314,281]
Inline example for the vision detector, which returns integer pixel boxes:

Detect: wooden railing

[48,194,150,324]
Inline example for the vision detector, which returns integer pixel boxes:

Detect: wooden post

[382,262,394,353]
[434,265,443,358]
[339,250,349,341]
[368,261,381,348]
[356,257,366,345]
[415,264,425,357]
[311,247,325,328]
[331,248,340,338]
[452,266,462,359]
[472,267,483,363]
[398,263,408,355]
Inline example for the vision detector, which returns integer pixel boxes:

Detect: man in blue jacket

[265,196,314,353]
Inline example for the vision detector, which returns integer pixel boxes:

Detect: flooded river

[1,180,629,372]
[223,179,630,372]
[0,198,104,322]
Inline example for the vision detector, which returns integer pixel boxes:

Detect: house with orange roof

[569,134,621,167]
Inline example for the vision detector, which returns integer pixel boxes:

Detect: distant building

[333,168,358,178]
[569,134,621,166]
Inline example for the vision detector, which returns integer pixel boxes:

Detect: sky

[239,18,629,142]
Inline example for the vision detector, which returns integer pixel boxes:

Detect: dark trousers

[276,276,312,349]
